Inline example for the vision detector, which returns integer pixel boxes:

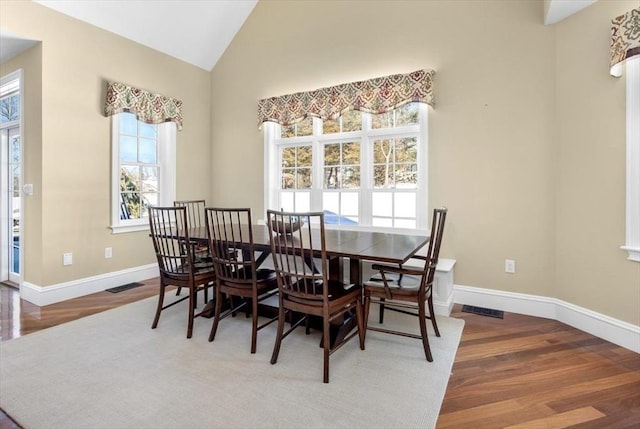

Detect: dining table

[188,223,430,345]
[188,223,430,286]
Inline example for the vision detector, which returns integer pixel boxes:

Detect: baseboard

[20,264,159,306]
[454,284,640,353]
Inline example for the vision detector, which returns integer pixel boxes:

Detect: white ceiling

[1,0,258,70]
[1,0,596,69]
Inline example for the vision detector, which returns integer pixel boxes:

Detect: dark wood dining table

[188,224,430,345]
[187,224,430,285]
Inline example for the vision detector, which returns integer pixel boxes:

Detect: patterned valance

[258,69,435,127]
[104,82,183,130]
[610,7,640,77]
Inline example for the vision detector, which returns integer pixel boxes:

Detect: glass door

[1,72,21,285]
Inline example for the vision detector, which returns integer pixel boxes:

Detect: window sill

[621,246,640,262]
[110,224,149,234]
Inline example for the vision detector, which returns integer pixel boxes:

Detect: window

[110,112,176,233]
[622,57,640,262]
[264,102,429,232]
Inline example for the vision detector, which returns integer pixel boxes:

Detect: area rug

[0,295,464,429]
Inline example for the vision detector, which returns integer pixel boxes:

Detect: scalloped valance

[610,7,640,77]
[104,81,183,130]
[258,69,435,127]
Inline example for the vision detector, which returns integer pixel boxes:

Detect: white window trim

[109,116,176,234]
[621,57,640,262]
[263,104,429,234]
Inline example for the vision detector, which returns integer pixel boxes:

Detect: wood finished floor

[1,282,638,428]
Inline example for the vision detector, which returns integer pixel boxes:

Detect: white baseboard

[454,284,640,354]
[20,264,159,307]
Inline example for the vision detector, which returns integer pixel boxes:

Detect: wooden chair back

[148,206,194,278]
[174,200,206,229]
[266,210,327,303]
[204,207,256,284]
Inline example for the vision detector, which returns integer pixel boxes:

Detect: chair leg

[270,306,286,365]
[209,286,224,342]
[378,297,385,323]
[152,283,166,329]
[427,293,440,337]
[187,287,195,339]
[356,299,365,350]
[250,294,259,353]
[175,287,181,297]
[418,300,433,362]
[363,294,370,343]
[322,316,330,383]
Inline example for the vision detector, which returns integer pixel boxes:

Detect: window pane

[341,110,362,132]
[373,139,393,163]
[341,192,358,215]
[0,94,19,123]
[281,192,294,211]
[297,168,312,188]
[373,165,393,188]
[396,137,417,162]
[141,193,157,216]
[342,166,360,188]
[120,166,140,192]
[139,138,157,163]
[120,136,137,162]
[282,148,296,168]
[394,103,419,126]
[282,169,295,189]
[395,165,417,188]
[120,113,137,135]
[296,118,313,136]
[394,193,416,218]
[324,143,340,165]
[323,192,339,213]
[371,111,392,129]
[323,118,340,134]
[139,122,157,139]
[324,167,340,189]
[372,192,392,217]
[141,167,158,192]
[296,191,311,211]
[122,192,141,219]
[343,141,360,164]
[282,118,313,137]
[297,146,312,167]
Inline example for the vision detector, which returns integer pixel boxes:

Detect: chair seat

[366,273,421,290]
[287,279,360,305]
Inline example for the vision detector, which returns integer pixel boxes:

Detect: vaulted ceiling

[1,0,597,69]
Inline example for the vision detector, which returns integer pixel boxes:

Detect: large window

[265,102,429,232]
[110,112,176,233]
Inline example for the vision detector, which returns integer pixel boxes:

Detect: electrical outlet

[505,259,516,274]
[105,247,113,259]
[63,252,73,266]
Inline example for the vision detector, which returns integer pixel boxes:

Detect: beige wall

[210,0,639,324]
[555,1,640,323]
[1,1,212,286]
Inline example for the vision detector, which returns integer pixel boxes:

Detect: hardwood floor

[1,282,638,428]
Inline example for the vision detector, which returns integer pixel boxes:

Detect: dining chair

[205,207,279,353]
[174,200,210,303]
[148,206,216,338]
[363,207,447,362]
[267,210,365,383]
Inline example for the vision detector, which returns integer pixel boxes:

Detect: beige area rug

[0,294,464,429]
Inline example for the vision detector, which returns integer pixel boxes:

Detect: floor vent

[106,282,144,293]
[461,305,504,319]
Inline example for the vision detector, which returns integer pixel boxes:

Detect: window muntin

[267,102,427,230]
[111,112,176,233]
